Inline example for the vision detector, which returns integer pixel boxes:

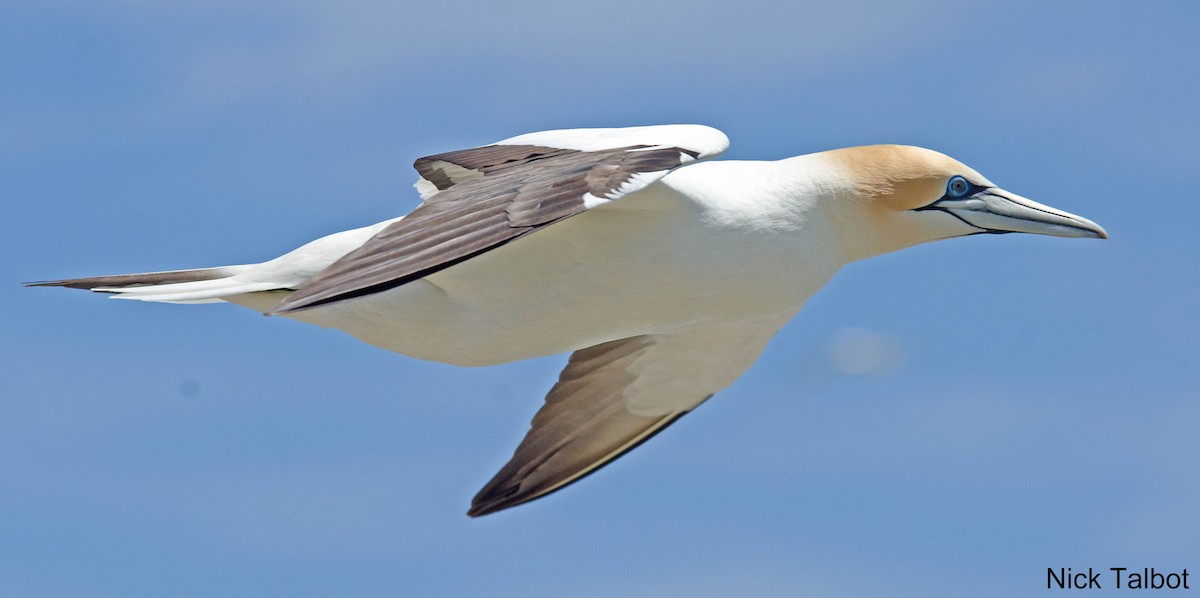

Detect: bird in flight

[28,124,1107,516]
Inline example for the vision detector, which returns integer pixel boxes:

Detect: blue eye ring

[946,175,970,198]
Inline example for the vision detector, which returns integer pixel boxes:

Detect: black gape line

[912,180,1008,235]
[911,176,1019,235]
[914,203,1012,235]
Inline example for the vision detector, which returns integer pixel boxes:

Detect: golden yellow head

[826,145,991,211]
[816,144,1106,261]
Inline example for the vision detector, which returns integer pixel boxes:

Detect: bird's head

[822,145,1107,260]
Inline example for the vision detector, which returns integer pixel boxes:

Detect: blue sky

[3,1,1198,596]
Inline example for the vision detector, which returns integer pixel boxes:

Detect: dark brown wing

[412,144,574,196]
[468,336,703,517]
[468,318,785,517]
[269,144,698,314]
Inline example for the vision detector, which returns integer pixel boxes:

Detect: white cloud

[826,326,905,377]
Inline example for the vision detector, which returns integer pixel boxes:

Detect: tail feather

[24,265,284,304]
[25,267,239,290]
[24,219,405,308]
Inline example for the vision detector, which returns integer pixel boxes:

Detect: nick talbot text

[1048,567,1190,590]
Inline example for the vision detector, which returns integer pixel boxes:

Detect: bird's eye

[947,176,970,198]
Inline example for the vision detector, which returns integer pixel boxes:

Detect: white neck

[772,153,959,262]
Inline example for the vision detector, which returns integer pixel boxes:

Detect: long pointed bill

[933,188,1108,239]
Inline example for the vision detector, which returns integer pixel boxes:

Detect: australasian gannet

[27,125,1107,517]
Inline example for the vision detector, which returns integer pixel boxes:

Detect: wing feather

[468,317,785,517]
[270,125,728,314]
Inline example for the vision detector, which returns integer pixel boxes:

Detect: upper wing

[269,124,729,314]
[468,316,786,517]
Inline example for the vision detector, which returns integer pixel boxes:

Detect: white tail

[26,216,404,307]
[24,265,284,304]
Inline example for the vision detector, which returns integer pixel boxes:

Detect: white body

[230,157,845,366]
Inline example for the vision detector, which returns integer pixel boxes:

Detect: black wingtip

[465,409,694,519]
[468,482,523,518]
[22,279,94,290]
[465,500,512,518]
